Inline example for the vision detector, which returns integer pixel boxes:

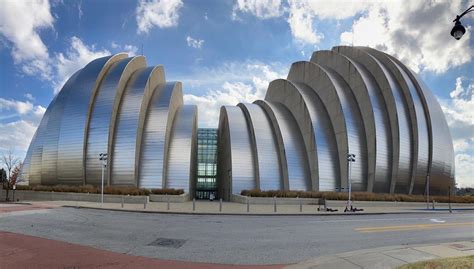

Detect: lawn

[397,255,474,269]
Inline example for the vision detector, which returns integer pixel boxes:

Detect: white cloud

[235,0,472,73]
[232,0,283,20]
[0,98,33,115]
[53,36,110,93]
[455,154,474,188]
[340,1,472,73]
[0,96,46,158]
[0,0,54,80]
[186,36,205,49]
[136,0,183,34]
[24,93,35,102]
[286,0,321,44]
[0,120,38,156]
[181,61,287,127]
[440,77,474,188]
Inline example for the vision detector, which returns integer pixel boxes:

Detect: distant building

[21,47,455,199]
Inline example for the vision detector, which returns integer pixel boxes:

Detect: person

[209,193,215,201]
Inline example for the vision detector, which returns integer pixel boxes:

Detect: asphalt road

[0,208,472,265]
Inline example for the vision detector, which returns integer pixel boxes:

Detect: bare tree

[1,149,20,201]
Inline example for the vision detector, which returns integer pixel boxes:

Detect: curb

[0,202,32,206]
[61,205,467,216]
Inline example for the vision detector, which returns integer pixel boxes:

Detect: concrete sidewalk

[286,241,474,269]
[33,200,474,216]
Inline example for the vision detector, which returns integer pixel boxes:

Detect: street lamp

[451,5,473,40]
[346,153,356,212]
[99,153,108,206]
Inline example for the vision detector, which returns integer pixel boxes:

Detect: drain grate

[148,238,186,248]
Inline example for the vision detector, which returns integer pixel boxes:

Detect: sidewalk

[31,200,474,216]
[285,241,474,269]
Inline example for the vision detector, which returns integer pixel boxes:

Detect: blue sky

[0,0,473,187]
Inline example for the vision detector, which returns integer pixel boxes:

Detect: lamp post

[346,153,356,211]
[99,153,108,206]
[451,5,473,40]
[426,173,430,210]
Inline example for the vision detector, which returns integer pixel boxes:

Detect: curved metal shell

[393,59,455,195]
[56,54,127,185]
[217,106,256,199]
[165,105,198,193]
[266,79,339,191]
[287,61,349,191]
[110,66,165,186]
[238,103,283,191]
[333,46,398,193]
[255,100,310,191]
[41,71,81,185]
[138,81,183,188]
[359,47,417,194]
[85,56,146,185]
[21,92,61,185]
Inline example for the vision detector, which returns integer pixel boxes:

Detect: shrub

[17,185,183,196]
[150,188,184,195]
[240,189,474,203]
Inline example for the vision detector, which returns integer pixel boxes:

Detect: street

[0,207,472,265]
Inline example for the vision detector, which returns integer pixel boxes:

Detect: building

[21,46,455,199]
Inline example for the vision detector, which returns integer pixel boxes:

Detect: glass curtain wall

[196,128,218,199]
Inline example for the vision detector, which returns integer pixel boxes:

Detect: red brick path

[0,231,286,269]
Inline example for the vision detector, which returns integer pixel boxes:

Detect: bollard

[246,198,250,212]
[121,196,124,208]
[193,198,196,211]
[273,196,276,212]
[299,198,302,213]
[167,196,170,210]
[432,200,435,210]
[219,198,222,212]
[144,197,147,209]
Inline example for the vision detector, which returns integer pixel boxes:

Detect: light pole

[451,5,473,40]
[346,153,356,212]
[99,153,108,206]
[426,173,430,210]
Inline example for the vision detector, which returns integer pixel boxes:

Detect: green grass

[397,255,474,269]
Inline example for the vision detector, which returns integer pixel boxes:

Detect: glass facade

[196,128,218,199]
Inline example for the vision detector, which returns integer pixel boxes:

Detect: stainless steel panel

[311,51,376,191]
[293,82,340,191]
[256,100,311,191]
[21,93,60,185]
[165,105,197,192]
[110,67,156,186]
[310,66,369,192]
[360,48,419,194]
[217,106,256,195]
[358,48,415,194]
[287,61,349,191]
[41,71,81,185]
[238,103,283,190]
[57,54,126,185]
[404,67,454,195]
[388,58,430,194]
[85,57,145,185]
[265,79,340,191]
[138,82,183,188]
[334,46,397,193]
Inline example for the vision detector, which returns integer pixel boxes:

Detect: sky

[0,0,473,188]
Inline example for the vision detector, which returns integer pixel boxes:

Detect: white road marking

[430,218,446,223]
